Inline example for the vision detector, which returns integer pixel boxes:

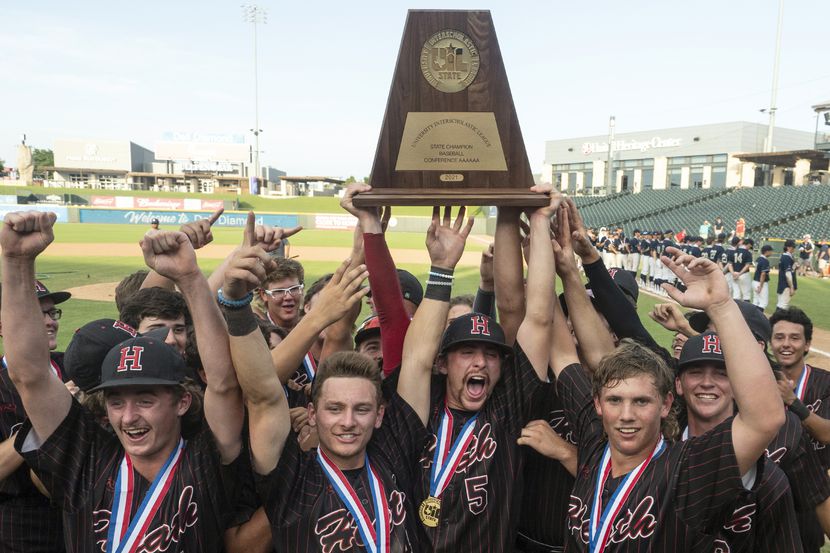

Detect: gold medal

[418,496,441,527]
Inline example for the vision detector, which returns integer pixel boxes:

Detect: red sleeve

[363,233,411,376]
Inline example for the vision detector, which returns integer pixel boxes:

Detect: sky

[2,0,828,179]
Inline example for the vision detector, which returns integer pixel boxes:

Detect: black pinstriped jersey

[255,393,430,552]
[710,458,802,553]
[16,400,239,553]
[559,364,749,552]
[517,376,578,548]
[0,354,65,552]
[417,343,544,553]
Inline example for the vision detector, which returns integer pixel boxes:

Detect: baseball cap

[151,218,160,225]
[34,280,71,304]
[367,269,423,306]
[64,319,138,392]
[688,300,771,344]
[354,315,381,347]
[761,245,773,254]
[439,313,512,356]
[677,331,725,372]
[589,267,639,306]
[90,335,188,392]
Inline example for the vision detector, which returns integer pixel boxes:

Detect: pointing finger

[207,207,224,226]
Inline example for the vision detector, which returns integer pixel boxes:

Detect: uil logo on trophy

[420,30,480,94]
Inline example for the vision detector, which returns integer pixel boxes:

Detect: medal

[796,364,811,402]
[107,438,185,553]
[418,496,441,527]
[317,449,390,553]
[421,405,478,528]
[588,437,665,553]
[303,352,317,381]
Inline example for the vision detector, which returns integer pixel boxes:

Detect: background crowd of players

[589,224,829,309]
[1,182,829,552]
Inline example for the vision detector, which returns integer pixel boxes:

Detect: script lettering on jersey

[290,369,310,387]
[315,489,406,553]
[723,502,755,534]
[714,539,731,553]
[608,496,657,543]
[568,495,657,545]
[568,495,590,544]
[808,399,826,451]
[548,408,575,445]
[420,423,497,474]
[765,446,787,464]
[92,486,199,552]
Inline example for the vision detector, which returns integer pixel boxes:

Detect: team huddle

[0,183,828,553]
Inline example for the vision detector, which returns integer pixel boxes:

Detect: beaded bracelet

[217,288,254,309]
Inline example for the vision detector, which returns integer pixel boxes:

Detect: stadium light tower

[605,115,616,196]
[242,3,267,192]
[765,0,784,153]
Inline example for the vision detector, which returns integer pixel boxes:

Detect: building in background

[43,133,286,195]
[543,121,828,195]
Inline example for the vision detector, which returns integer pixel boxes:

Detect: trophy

[354,10,546,207]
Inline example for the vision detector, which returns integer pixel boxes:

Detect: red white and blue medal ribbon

[588,436,665,553]
[796,364,811,402]
[107,438,185,553]
[428,407,478,499]
[316,449,390,553]
[303,353,317,381]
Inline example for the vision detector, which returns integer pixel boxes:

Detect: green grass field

[52,223,435,251]
[0,184,441,216]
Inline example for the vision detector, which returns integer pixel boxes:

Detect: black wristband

[790,398,811,421]
[223,305,258,336]
[424,281,452,301]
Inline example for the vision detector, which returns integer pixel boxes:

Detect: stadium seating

[578,185,830,240]
[762,210,830,240]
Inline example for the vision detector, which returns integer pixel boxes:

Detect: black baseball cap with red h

[89,335,187,392]
[439,313,512,357]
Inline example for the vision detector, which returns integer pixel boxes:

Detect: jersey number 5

[465,475,488,515]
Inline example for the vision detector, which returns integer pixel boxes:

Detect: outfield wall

[0,204,490,234]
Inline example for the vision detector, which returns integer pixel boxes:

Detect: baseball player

[729,238,753,301]
[675,331,802,552]
[222,245,430,552]
[777,240,798,310]
[753,245,774,310]
[772,308,830,468]
[3,212,246,552]
[797,235,814,277]
[638,232,652,290]
[259,257,305,331]
[771,307,830,550]
[556,245,784,551]
[395,197,553,552]
[0,280,71,552]
[627,230,641,279]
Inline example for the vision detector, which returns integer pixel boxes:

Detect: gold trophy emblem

[418,496,442,527]
[420,30,480,93]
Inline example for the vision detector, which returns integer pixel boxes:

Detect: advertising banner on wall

[79,208,298,228]
[314,214,358,230]
[91,196,225,211]
[0,205,68,221]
